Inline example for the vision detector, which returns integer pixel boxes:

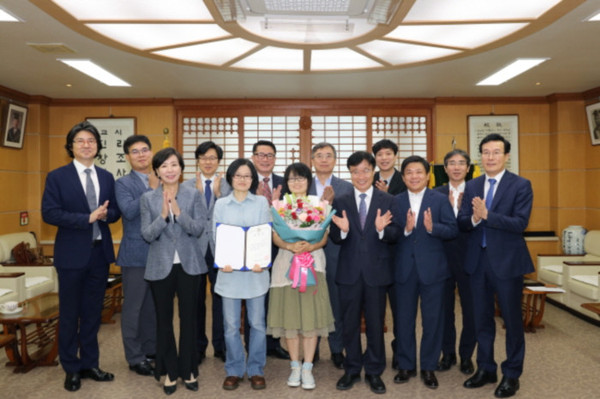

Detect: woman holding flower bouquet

[267,162,335,390]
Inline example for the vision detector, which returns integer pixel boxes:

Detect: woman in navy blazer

[140,148,206,395]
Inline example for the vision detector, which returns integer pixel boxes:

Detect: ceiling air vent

[27,43,76,54]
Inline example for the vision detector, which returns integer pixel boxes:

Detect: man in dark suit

[182,141,231,363]
[330,151,399,394]
[458,134,534,398]
[435,149,476,375]
[391,155,458,389]
[308,142,354,369]
[115,135,157,376]
[372,138,407,369]
[42,121,121,392]
[248,139,289,359]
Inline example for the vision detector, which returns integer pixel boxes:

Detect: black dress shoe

[163,383,177,395]
[214,350,226,362]
[421,370,439,389]
[460,358,475,375]
[267,346,290,359]
[464,369,498,388]
[437,353,457,371]
[198,350,206,364]
[81,367,114,382]
[129,360,154,376]
[331,352,344,369]
[393,369,416,384]
[184,380,199,391]
[336,373,361,390]
[494,376,519,398]
[365,374,386,394]
[64,373,81,392]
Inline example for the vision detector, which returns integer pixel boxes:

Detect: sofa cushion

[0,288,13,297]
[542,265,563,273]
[25,276,51,288]
[584,230,600,257]
[571,275,599,287]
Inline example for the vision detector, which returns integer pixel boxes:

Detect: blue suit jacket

[42,162,120,269]
[115,171,152,268]
[392,188,458,285]
[141,184,207,281]
[457,171,534,278]
[435,185,469,270]
[330,189,400,287]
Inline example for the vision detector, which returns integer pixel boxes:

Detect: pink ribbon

[289,252,317,293]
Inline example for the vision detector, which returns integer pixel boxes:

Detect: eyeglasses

[288,177,307,183]
[233,174,252,181]
[481,151,504,158]
[74,138,96,146]
[254,152,275,160]
[447,160,468,166]
[313,153,334,160]
[198,156,219,162]
[350,168,373,176]
[130,147,150,156]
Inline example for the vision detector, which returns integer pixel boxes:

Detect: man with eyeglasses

[42,121,121,392]
[308,142,353,369]
[182,141,231,364]
[435,150,476,376]
[249,140,289,360]
[115,135,158,377]
[459,134,534,398]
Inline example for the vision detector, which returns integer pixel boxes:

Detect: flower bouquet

[271,194,336,292]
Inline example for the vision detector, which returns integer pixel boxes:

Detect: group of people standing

[42,120,533,399]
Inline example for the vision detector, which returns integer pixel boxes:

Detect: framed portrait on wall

[468,114,519,174]
[86,117,136,178]
[585,102,600,146]
[2,103,28,149]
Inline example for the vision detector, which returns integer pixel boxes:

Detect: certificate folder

[214,222,272,271]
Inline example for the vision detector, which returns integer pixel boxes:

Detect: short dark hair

[65,121,103,159]
[226,158,259,192]
[123,135,151,154]
[311,142,337,158]
[195,141,223,160]
[347,151,376,169]
[282,162,313,195]
[372,139,398,155]
[479,133,511,154]
[152,147,184,174]
[443,149,470,167]
[401,155,430,175]
[252,140,276,154]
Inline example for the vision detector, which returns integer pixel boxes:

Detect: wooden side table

[102,274,123,324]
[521,283,564,333]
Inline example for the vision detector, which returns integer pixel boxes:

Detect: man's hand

[271,184,282,203]
[423,207,433,233]
[332,209,349,233]
[90,200,109,223]
[375,209,393,232]
[472,196,488,222]
[405,208,416,233]
[148,172,160,190]
[374,180,389,192]
[321,185,335,203]
[195,170,204,193]
[213,173,223,198]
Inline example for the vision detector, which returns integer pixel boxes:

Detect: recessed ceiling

[38,0,572,73]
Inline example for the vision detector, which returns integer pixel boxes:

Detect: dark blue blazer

[42,162,120,269]
[435,185,469,269]
[330,189,400,287]
[457,172,534,278]
[374,169,407,195]
[115,171,152,268]
[392,188,458,285]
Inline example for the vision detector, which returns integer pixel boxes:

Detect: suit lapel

[490,171,512,211]
[67,163,89,207]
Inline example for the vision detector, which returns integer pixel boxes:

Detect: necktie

[85,168,100,240]
[205,179,212,206]
[482,178,497,248]
[359,193,367,229]
[262,177,272,203]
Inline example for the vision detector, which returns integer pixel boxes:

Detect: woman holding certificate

[213,158,271,391]
[140,148,206,395]
[267,162,335,390]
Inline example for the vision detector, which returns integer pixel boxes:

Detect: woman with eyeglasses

[213,158,271,391]
[140,147,206,395]
[267,162,334,390]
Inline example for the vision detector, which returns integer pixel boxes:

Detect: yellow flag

[472,163,481,178]
[428,162,436,188]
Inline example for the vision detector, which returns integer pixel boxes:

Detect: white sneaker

[301,368,316,390]
[287,365,301,387]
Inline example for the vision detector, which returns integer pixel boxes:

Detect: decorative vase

[562,225,587,255]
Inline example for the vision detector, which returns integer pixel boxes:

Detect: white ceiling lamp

[58,59,131,87]
[0,7,20,22]
[477,58,549,86]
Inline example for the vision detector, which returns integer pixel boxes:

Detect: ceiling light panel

[357,40,459,65]
[311,48,382,70]
[249,0,351,14]
[86,24,229,50]
[59,59,131,86]
[404,0,562,22]
[0,7,20,22]
[231,46,303,70]
[477,58,549,86]
[385,23,527,49]
[154,38,259,65]
[52,0,213,20]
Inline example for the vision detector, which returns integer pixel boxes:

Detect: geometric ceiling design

[35,0,577,73]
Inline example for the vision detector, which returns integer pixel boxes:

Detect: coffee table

[522,283,564,333]
[0,292,59,373]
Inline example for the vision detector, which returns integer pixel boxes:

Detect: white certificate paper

[214,223,272,271]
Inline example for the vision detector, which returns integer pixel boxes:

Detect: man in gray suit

[182,141,231,363]
[115,135,158,376]
[308,142,354,368]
